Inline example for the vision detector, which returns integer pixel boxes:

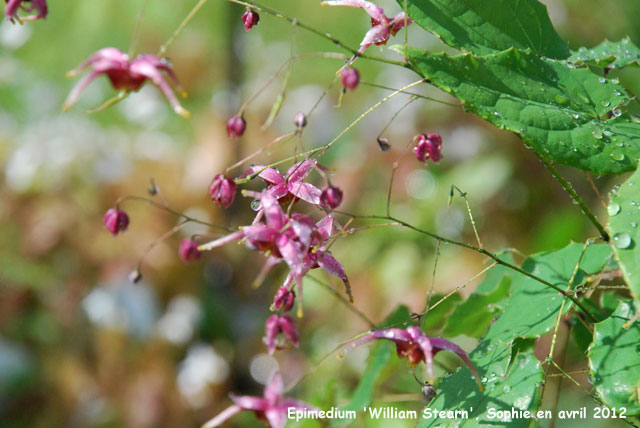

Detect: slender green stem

[535,153,609,242]
[158,0,209,56]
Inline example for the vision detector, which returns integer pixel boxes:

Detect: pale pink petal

[198,230,244,251]
[316,216,335,240]
[264,371,284,404]
[230,394,269,411]
[261,192,286,230]
[317,252,353,302]
[290,216,315,246]
[269,183,290,200]
[372,328,414,342]
[322,0,387,24]
[288,182,322,205]
[276,235,304,275]
[285,160,317,183]
[415,334,435,381]
[129,58,189,117]
[260,167,286,186]
[202,404,243,428]
[242,224,278,243]
[5,0,22,18]
[253,256,281,288]
[389,12,412,36]
[264,408,287,428]
[62,71,102,111]
[359,24,390,52]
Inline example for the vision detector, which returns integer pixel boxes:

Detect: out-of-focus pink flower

[104,208,129,236]
[242,160,322,206]
[242,9,260,31]
[263,314,299,354]
[272,287,296,312]
[179,238,201,262]
[226,115,247,138]
[322,0,412,53]
[5,0,47,22]
[198,191,352,314]
[63,48,190,118]
[339,326,482,391]
[209,174,238,208]
[413,133,442,163]
[320,186,343,210]
[203,371,317,428]
[340,67,360,90]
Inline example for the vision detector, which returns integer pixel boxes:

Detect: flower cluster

[63,48,190,118]
[414,133,443,163]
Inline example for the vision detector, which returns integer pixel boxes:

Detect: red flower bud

[241,10,260,31]
[263,314,299,354]
[340,67,360,90]
[413,133,443,163]
[209,174,238,208]
[272,287,295,312]
[226,115,246,138]
[320,186,343,210]
[104,208,129,236]
[179,238,201,262]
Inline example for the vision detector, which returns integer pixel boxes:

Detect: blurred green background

[1,0,639,427]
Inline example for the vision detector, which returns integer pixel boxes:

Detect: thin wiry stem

[307,275,375,327]
[157,0,209,56]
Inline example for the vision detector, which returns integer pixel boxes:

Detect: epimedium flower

[226,114,247,138]
[242,159,322,206]
[413,133,443,163]
[104,208,129,236]
[322,0,412,53]
[320,186,343,210]
[202,370,317,428]
[339,326,483,391]
[179,238,201,263]
[271,287,295,312]
[263,314,299,354]
[209,174,238,208]
[5,0,47,22]
[63,48,190,118]
[242,9,260,31]
[340,67,360,90]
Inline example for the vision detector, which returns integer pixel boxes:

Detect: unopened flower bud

[179,238,201,262]
[340,67,360,90]
[272,287,295,312]
[413,133,443,163]
[294,111,307,129]
[129,268,142,284]
[377,137,391,152]
[242,10,260,31]
[226,115,246,138]
[209,174,238,208]
[320,186,343,210]
[263,314,299,355]
[104,208,129,236]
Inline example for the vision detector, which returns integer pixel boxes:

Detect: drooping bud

[294,111,307,129]
[377,137,391,152]
[226,115,246,138]
[179,238,201,262]
[320,186,343,210]
[272,287,295,312]
[340,67,360,90]
[104,208,129,236]
[129,268,143,284]
[413,133,443,163]
[263,314,300,355]
[209,174,238,208]
[241,10,260,31]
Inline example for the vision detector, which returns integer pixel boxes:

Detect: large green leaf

[589,300,640,415]
[397,0,569,58]
[408,47,640,174]
[608,169,640,303]
[569,38,640,70]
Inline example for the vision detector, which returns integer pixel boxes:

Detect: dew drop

[592,128,603,139]
[600,100,611,107]
[608,202,621,216]
[599,77,607,83]
[612,106,623,117]
[503,385,511,393]
[613,232,632,249]
[250,199,261,211]
[631,222,637,228]
[611,151,625,161]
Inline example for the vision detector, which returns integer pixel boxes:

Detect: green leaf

[422,292,462,334]
[608,170,640,303]
[418,343,542,427]
[397,0,569,58]
[442,257,513,338]
[569,38,640,70]
[408,47,640,174]
[589,300,640,415]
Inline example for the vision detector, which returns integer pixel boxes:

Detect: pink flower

[179,238,201,262]
[226,114,247,138]
[320,186,343,210]
[340,67,360,90]
[322,0,412,53]
[413,133,442,163]
[242,160,322,206]
[198,191,352,313]
[203,371,317,428]
[209,174,238,208]
[104,208,129,236]
[271,287,295,312]
[339,326,482,391]
[63,48,189,118]
[242,10,260,31]
[263,314,299,354]
[5,0,47,22]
